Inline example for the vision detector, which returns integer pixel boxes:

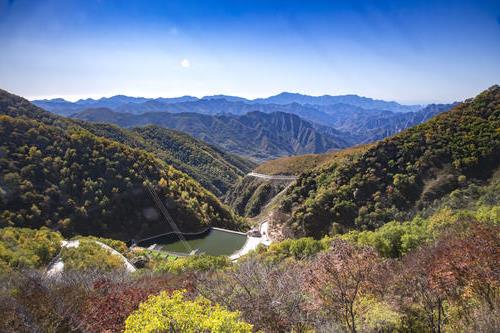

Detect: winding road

[247,172,298,181]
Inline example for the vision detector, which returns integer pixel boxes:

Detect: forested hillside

[0,89,244,240]
[280,86,500,238]
[225,176,289,217]
[72,122,255,197]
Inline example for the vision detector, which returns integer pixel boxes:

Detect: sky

[0,0,499,104]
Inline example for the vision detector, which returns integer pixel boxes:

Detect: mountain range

[74,109,349,161]
[33,92,423,115]
[33,93,454,156]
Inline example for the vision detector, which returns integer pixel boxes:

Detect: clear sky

[0,0,499,104]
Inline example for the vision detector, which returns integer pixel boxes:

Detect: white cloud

[180,58,190,68]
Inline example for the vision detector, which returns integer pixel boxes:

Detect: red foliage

[76,274,195,333]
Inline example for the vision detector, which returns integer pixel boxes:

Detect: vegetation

[60,239,125,271]
[255,236,329,263]
[0,87,499,332]
[73,235,128,253]
[0,227,62,272]
[153,254,231,274]
[225,176,288,217]
[0,90,244,240]
[0,201,498,332]
[281,85,500,237]
[74,121,255,197]
[254,150,346,175]
[124,290,253,333]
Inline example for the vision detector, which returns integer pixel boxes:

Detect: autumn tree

[197,257,315,332]
[307,239,382,333]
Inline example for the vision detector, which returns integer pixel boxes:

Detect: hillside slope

[0,89,244,240]
[74,109,349,161]
[72,122,255,197]
[279,86,500,238]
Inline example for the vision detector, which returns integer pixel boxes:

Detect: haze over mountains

[34,92,454,161]
[33,92,424,115]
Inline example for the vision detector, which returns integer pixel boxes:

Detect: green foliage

[356,296,402,332]
[124,289,253,333]
[75,123,255,197]
[258,237,329,262]
[342,204,499,258]
[60,239,125,271]
[0,227,63,272]
[74,235,128,254]
[226,176,287,217]
[0,90,244,240]
[282,86,500,237]
[153,255,231,274]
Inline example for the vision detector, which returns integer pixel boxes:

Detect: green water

[159,229,247,256]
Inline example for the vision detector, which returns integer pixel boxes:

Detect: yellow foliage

[124,290,253,333]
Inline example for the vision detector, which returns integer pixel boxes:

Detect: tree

[124,290,252,333]
[307,239,382,333]
[197,257,314,332]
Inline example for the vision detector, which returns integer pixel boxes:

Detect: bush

[153,255,230,274]
[60,240,125,271]
[74,235,128,254]
[124,290,253,333]
[0,227,63,272]
[261,237,328,262]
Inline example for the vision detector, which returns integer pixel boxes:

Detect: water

[146,228,248,256]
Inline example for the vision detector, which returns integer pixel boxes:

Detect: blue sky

[0,0,499,104]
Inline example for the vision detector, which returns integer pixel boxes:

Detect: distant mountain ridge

[73,108,349,161]
[33,91,424,115]
[252,92,423,112]
[33,93,453,147]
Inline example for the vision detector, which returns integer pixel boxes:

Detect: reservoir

[136,227,248,256]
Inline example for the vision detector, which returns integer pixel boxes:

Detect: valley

[2,1,499,331]
[1,86,498,333]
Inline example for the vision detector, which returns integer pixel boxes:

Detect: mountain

[32,98,83,116]
[33,94,452,146]
[314,103,456,143]
[277,86,500,238]
[201,95,250,102]
[74,109,350,161]
[253,92,423,112]
[0,89,244,240]
[33,92,424,115]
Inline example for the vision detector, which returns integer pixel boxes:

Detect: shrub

[153,255,230,274]
[74,235,128,254]
[0,227,63,272]
[262,237,327,262]
[124,290,252,333]
[60,240,124,271]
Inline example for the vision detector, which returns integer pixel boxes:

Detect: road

[247,172,297,181]
[229,219,272,261]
